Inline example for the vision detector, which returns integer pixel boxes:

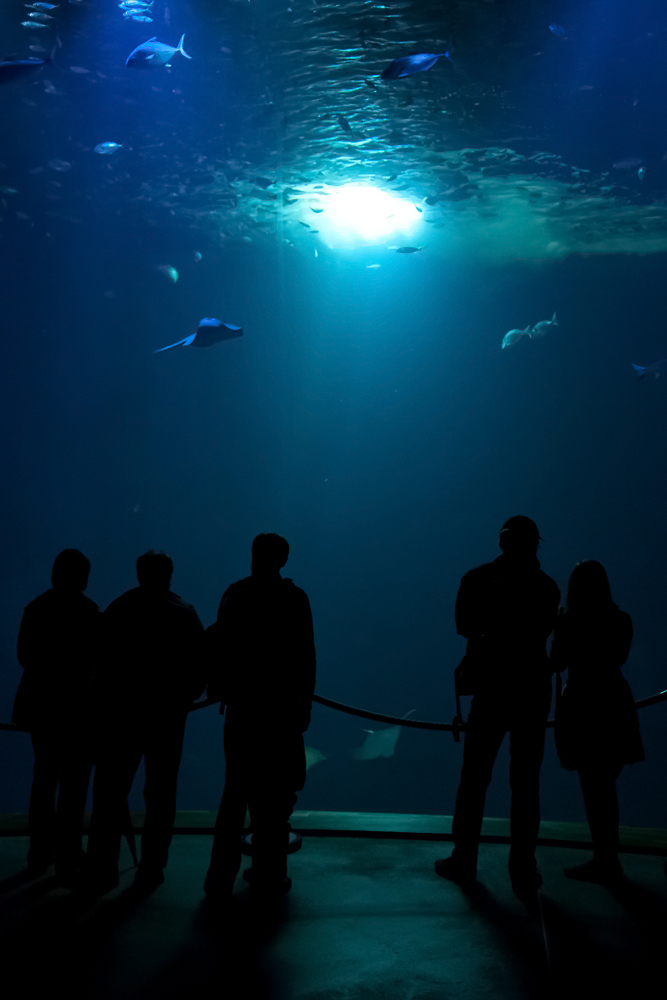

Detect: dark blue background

[1,0,666,829]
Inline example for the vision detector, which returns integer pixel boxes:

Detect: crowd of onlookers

[11,517,646,901]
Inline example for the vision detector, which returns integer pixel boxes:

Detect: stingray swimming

[154,317,243,353]
[351,711,415,760]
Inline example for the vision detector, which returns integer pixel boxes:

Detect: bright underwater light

[307,184,423,245]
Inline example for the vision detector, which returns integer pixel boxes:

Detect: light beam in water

[308,183,423,246]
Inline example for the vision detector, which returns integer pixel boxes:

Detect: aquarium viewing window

[305,184,424,246]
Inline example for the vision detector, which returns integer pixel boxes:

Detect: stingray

[154,317,243,353]
[351,710,414,760]
[305,746,327,770]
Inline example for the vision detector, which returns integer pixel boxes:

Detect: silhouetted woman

[550,561,644,883]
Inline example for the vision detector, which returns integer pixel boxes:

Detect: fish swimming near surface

[530,312,558,337]
[154,317,243,353]
[396,246,422,253]
[351,711,415,760]
[613,157,642,170]
[20,22,49,29]
[155,264,178,282]
[501,325,531,350]
[126,34,191,68]
[254,177,273,189]
[305,747,326,770]
[337,114,352,133]
[26,4,60,9]
[0,48,53,84]
[381,52,453,80]
[631,359,667,380]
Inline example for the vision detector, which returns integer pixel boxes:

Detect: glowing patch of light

[306,184,423,246]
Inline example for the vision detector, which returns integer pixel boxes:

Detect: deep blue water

[1,0,667,828]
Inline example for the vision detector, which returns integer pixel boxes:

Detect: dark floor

[0,830,665,1000]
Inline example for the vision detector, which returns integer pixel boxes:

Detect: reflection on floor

[0,831,665,1000]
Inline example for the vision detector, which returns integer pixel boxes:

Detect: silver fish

[155,264,178,282]
[126,33,191,68]
[530,312,558,337]
[501,325,531,350]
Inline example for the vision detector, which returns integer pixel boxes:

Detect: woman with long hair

[550,561,644,883]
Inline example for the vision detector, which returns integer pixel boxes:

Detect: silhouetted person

[204,533,316,898]
[86,551,204,894]
[13,549,100,883]
[436,516,560,897]
[550,561,644,883]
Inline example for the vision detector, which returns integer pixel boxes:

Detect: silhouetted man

[204,533,316,898]
[13,549,100,884]
[436,516,560,898]
[86,551,204,894]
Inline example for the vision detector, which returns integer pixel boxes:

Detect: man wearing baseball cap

[436,516,560,899]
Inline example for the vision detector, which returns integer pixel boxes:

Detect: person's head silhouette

[251,533,289,577]
[566,560,614,613]
[51,549,91,593]
[499,515,541,561]
[136,550,173,593]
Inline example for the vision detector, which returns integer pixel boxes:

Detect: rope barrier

[3,687,666,736]
[186,686,667,732]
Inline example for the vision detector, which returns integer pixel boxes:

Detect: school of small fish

[1,4,665,384]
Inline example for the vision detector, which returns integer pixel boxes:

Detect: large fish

[381,52,452,80]
[126,33,191,68]
[0,49,53,84]
[154,317,243,353]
